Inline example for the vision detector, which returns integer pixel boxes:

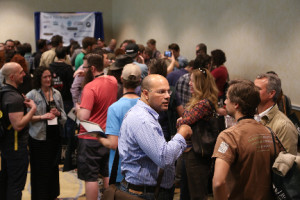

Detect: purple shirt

[167,68,188,87]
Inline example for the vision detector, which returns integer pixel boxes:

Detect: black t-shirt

[1,85,28,150]
[49,62,74,102]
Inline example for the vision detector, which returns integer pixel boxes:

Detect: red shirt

[211,65,228,97]
[79,75,117,140]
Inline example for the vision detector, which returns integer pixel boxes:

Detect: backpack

[167,86,179,139]
[190,100,221,157]
[0,86,14,139]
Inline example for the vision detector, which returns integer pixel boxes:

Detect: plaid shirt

[177,99,212,128]
[175,73,191,107]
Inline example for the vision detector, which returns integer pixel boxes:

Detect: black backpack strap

[109,147,119,185]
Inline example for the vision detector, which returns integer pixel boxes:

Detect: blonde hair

[186,68,219,110]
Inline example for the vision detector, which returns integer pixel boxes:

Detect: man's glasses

[83,65,91,69]
[148,89,172,96]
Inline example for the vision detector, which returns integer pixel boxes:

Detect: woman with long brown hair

[177,67,219,200]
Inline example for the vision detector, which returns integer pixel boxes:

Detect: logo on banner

[40,12,97,46]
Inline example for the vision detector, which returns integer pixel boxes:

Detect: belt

[121,179,157,193]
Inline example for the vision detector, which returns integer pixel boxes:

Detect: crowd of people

[0,35,298,200]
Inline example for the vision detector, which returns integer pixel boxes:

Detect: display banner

[35,12,104,47]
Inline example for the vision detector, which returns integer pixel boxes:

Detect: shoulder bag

[268,127,300,200]
[102,147,164,200]
[191,100,220,157]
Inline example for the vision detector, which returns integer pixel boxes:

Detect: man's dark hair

[196,43,207,54]
[211,49,226,67]
[147,39,156,46]
[22,43,32,53]
[51,35,63,47]
[91,47,106,56]
[14,40,21,47]
[33,66,53,89]
[144,47,153,57]
[82,37,97,49]
[227,79,260,116]
[193,54,211,69]
[149,59,167,77]
[188,60,195,68]
[5,39,14,45]
[107,69,122,84]
[87,53,103,72]
[168,43,180,52]
[138,44,145,53]
[123,79,140,89]
[120,39,135,48]
[55,46,67,59]
[15,44,26,56]
[37,39,47,50]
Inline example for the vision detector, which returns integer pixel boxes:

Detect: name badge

[48,117,58,125]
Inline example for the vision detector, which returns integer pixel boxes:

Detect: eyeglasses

[83,65,91,69]
[199,68,207,78]
[148,89,172,96]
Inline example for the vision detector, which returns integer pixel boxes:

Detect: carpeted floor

[22,165,181,200]
[22,166,85,200]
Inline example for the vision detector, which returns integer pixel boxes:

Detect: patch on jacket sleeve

[218,141,229,153]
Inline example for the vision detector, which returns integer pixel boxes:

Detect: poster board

[34,12,104,47]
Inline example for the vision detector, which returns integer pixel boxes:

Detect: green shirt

[75,52,85,70]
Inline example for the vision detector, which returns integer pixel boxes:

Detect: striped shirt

[118,100,187,189]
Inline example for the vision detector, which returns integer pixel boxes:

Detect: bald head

[109,39,117,50]
[1,62,24,87]
[141,74,170,112]
[141,74,166,91]
[2,62,21,79]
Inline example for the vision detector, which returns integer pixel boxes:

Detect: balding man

[0,62,36,200]
[118,74,192,199]
[104,39,117,53]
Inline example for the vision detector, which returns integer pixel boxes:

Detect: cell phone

[164,51,172,57]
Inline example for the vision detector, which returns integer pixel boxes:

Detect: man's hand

[177,124,192,139]
[24,99,36,111]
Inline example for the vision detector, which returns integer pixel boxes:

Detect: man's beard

[82,69,94,88]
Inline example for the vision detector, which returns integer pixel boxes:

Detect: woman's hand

[177,117,182,123]
[217,108,227,116]
[41,112,56,120]
[50,108,61,117]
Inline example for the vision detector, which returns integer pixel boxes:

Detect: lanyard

[122,92,136,96]
[40,88,52,106]
[237,115,253,122]
[94,73,104,78]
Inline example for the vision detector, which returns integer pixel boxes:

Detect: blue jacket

[26,88,67,140]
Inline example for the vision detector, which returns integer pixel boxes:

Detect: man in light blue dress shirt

[118,74,192,200]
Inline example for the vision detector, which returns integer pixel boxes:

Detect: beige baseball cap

[121,63,141,81]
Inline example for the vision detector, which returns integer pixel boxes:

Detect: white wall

[112,0,300,106]
[0,0,113,50]
[1,0,300,105]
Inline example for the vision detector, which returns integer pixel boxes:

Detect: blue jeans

[119,181,174,200]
